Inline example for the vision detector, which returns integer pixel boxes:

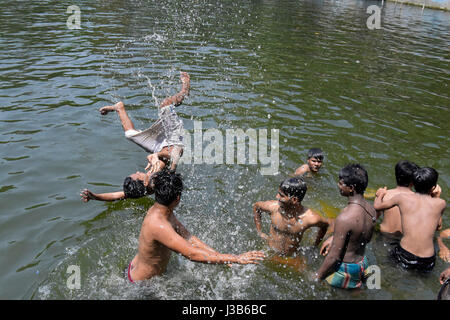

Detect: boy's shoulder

[300,163,309,170]
[384,187,411,199]
[300,208,324,224]
[338,204,363,222]
[432,196,446,208]
[256,200,279,212]
[384,189,415,202]
[294,163,310,175]
[302,207,320,217]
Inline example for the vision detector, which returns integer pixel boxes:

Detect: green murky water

[0,0,448,299]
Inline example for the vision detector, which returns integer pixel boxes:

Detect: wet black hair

[339,164,368,195]
[307,148,324,161]
[395,160,419,187]
[153,169,183,206]
[123,176,147,199]
[413,167,438,194]
[279,176,307,202]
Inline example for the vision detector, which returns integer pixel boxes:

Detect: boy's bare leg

[159,72,190,108]
[169,145,183,170]
[99,101,135,132]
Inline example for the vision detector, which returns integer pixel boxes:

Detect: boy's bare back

[337,202,376,262]
[394,193,445,257]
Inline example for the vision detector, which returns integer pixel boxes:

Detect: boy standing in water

[127,170,265,282]
[294,148,324,176]
[316,164,376,289]
[253,177,333,269]
[375,160,442,237]
[374,167,446,272]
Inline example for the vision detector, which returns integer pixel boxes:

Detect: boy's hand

[80,189,94,202]
[236,251,266,264]
[431,184,442,198]
[145,154,163,173]
[439,247,450,263]
[375,187,387,198]
[180,72,190,84]
[320,236,333,256]
[258,232,269,241]
[440,267,450,285]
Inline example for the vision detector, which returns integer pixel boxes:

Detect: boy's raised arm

[253,201,277,240]
[159,72,190,108]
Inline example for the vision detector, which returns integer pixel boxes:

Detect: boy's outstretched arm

[80,189,125,202]
[172,215,218,254]
[159,72,190,108]
[152,220,265,265]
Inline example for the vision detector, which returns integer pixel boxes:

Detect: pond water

[0,0,448,299]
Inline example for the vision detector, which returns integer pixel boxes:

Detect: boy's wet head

[413,167,438,195]
[307,148,324,172]
[153,169,184,206]
[338,164,368,195]
[123,176,147,198]
[395,160,419,187]
[277,177,307,205]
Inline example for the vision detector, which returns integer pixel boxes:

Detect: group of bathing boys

[81,72,449,296]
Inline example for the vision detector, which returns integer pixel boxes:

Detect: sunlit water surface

[0,0,449,299]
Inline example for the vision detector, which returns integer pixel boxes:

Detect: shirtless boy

[374,167,446,272]
[294,148,324,176]
[80,72,190,202]
[376,160,419,237]
[127,170,265,282]
[316,164,376,289]
[253,177,333,267]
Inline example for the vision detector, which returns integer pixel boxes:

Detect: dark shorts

[389,243,435,273]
